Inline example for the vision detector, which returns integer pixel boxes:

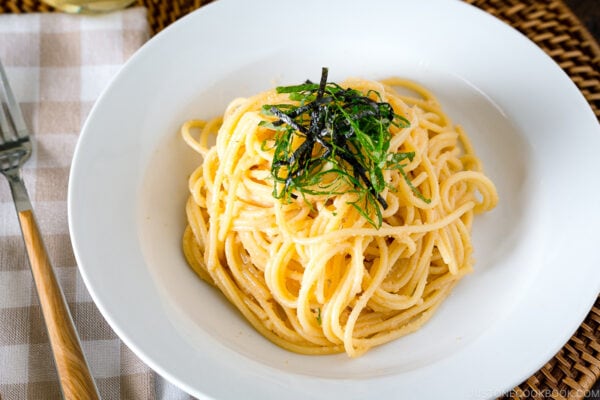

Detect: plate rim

[68,0,600,398]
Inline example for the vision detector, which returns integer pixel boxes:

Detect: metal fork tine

[0,101,10,145]
[0,59,29,141]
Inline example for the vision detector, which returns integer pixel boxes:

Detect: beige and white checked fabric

[0,9,196,400]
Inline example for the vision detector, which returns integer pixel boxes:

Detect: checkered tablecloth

[0,9,195,400]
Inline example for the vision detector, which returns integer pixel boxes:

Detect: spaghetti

[181,74,498,357]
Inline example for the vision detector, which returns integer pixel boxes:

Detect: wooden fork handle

[18,209,101,400]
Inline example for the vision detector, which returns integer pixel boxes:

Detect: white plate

[68,0,600,398]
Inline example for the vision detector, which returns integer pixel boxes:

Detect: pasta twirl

[181,76,498,357]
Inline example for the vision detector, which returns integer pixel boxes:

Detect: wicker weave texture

[0,1,599,399]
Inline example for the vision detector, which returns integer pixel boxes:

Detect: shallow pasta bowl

[68,0,600,398]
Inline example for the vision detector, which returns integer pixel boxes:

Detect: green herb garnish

[260,67,428,228]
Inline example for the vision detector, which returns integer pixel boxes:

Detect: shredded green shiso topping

[259,67,429,228]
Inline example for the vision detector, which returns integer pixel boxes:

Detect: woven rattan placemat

[1,0,599,399]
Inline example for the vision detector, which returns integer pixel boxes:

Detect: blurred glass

[42,0,136,13]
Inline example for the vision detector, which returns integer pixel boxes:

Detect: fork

[0,60,101,400]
